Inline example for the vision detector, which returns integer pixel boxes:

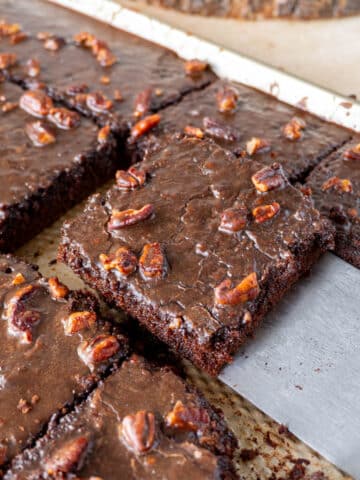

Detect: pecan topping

[203,117,237,142]
[36,31,52,40]
[5,284,41,343]
[246,137,271,156]
[321,176,353,193]
[17,398,32,415]
[97,124,111,144]
[166,400,210,432]
[25,58,41,77]
[20,90,53,117]
[139,243,167,280]
[133,88,152,118]
[114,88,123,102]
[78,334,120,368]
[99,247,137,276]
[48,277,69,299]
[12,273,25,285]
[115,166,146,190]
[252,202,280,223]
[45,436,89,474]
[43,36,65,51]
[215,272,259,306]
[48,107,81,129]
[251,164,286,192]
[10,32,28,44]
[86,91,113,113]
[74,32,116,67]
[0,53,17,69]
[96,46,117,67]
[219,206,248,233]
[343,143,360,160]
[25,120,56,147]
[74,31,95,47]
[130,114,161,140]
[1,101,18,113]
[64,311,97,335]
[184,59,208,76]
[108,204,154,230]
[216,86,238,113]
[283,117,306,140]
[120,411,156,454]
[184,125,204,138]
[100,75,111,85]
[65,83,89,96]
[0,22,21,36]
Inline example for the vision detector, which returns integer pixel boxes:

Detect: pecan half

[25,120,56,147]
[130,114,161,140]
[97,124,111,144]
[219,206,248,233]
[343,143,360,160]
[20,90,53,117]
[45,436,89,474]
[203,117,237,142]
[139,242,167,280]
[120,411,156,454]
[43,36,65,51]
[253,202,280,223]
[246,137,271,156]
[86,91,113,113]
[215,272,259,306]
[25,58,41,77]
[184,59,208,76]
[321,176,353,193]
[99,247,137,276]
[184,125,204,138]
[251,164,286,192]
[166,400,210,432]
[64,311,97,335]
[48,277,69,299]
[115,166,146,190]
[133,88,152,118]
[5,284,41,343]
[216,86,238,113]
[0,53,17,69]
[108,204,154,230]
[78,334,120,369]
[283,117,306,140]
[48,107,80,129]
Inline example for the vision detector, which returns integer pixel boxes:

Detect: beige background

[121,0,360,100]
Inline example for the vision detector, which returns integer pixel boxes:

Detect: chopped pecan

[252,202,280,223]
[96,47,117,67]
[45,436,89,474]
[203,117,237,142]
[133,88,152,118]
[139,242,167,280]
[0,22,21,36]
[5,284,41,343]
[25,120,56,147]
[10,32,28,44]
[130,114,161,140]
[97,124,111,144]
[1,101,18,113]
[48,107,81,129]
[74,31,95,47]
[65,83,89,96]
[115,166,146,190]
[216,86,238,113]
[184,125,204,139]
[36,31,52,40]
[246,137,271,156]
[25,58,41,77]
[43,36,65,51]
[114,88,123,102]
[12,273,25,285]
[343,143,360,160]
[48,277,69,299]
[283,117,306,140]
[184,59,208,76]
[251,164,286,192]
[321,176,353,193]
[108,204,154,230]
[120,411,156,454]
[100,75,110,85]
[219,206,248,233]
[64,311,97,335]
[0,53,17,69]
[86,91,113,113]
[99,247,137,276]
[214,272,259,306]
[299,185,312,197]
[78,334,120,369]
[17,398,32,414]
[20,90,53,117]
[165,400,210,432]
